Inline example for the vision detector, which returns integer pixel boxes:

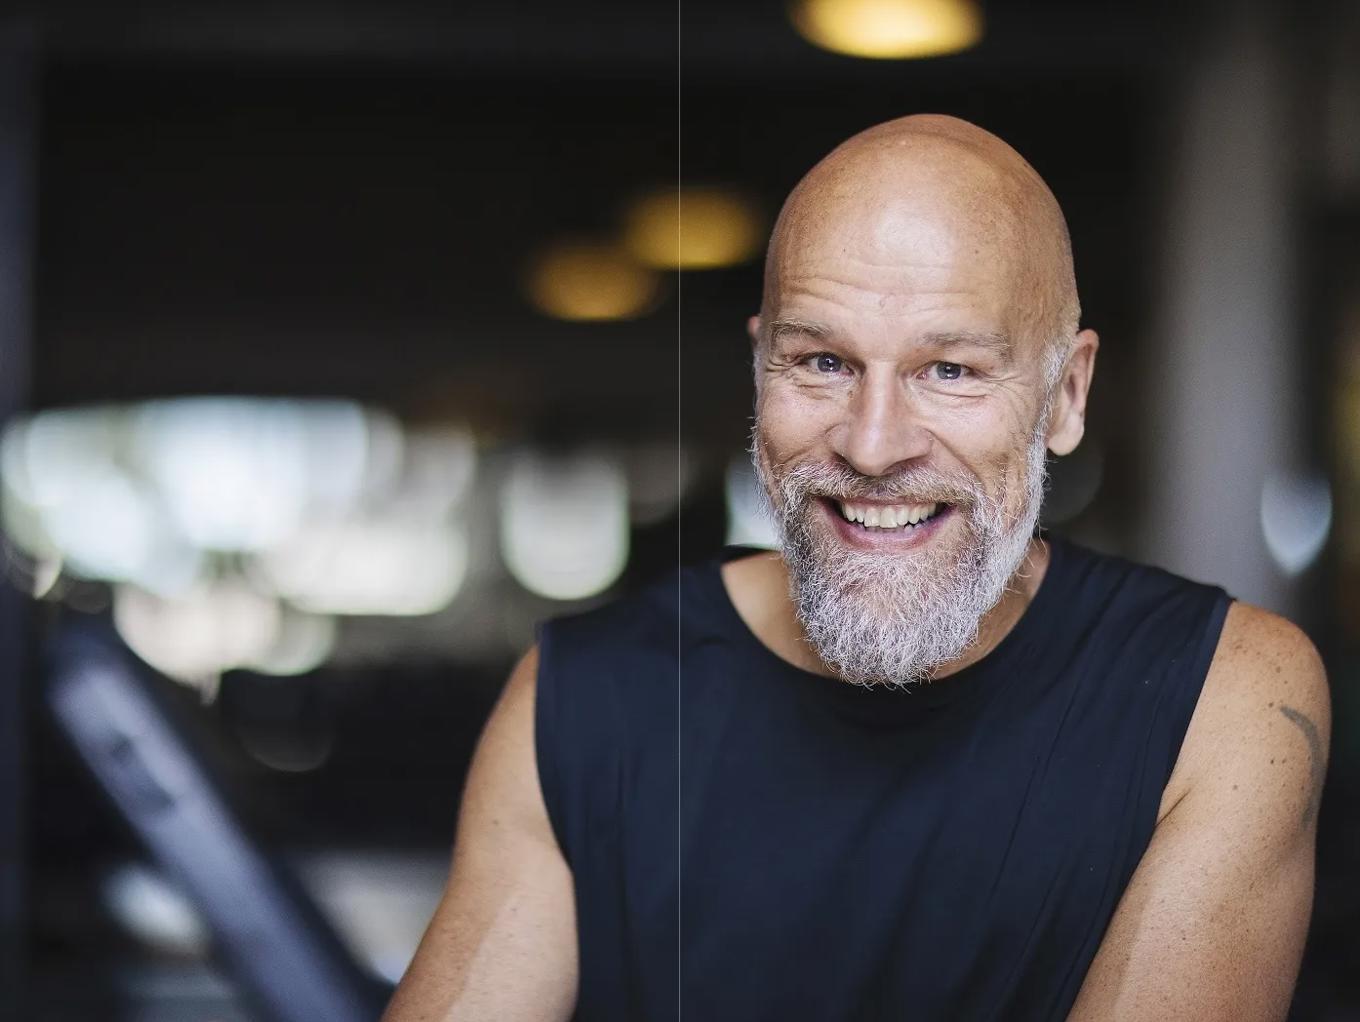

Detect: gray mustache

[777,463,985,507]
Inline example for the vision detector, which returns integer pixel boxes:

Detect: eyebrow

[766,318,831,346]
[924,330,1014,363]
[766,320,1014,363]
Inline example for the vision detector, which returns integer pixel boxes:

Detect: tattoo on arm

[1278,705,1325,826]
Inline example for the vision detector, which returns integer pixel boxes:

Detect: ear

[1046,328,1099,456]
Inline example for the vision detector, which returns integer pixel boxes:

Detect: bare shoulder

[486,644,541,767]
[456,644,563,875]
[1203,602,1328,762]
[1211,601,1328,705]
[1166,600,1330,830]
[1071,604,1329,1020]
[381,645,577,1022]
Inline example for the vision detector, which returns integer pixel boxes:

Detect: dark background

[1,0,1356,1018]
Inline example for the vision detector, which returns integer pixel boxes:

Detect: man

[384,115,1329,1021]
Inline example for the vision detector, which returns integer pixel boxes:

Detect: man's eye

[933,361,966,381]
[811,354,845,374]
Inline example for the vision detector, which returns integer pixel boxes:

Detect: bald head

[762,114,1079,371]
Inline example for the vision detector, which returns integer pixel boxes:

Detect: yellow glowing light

[623,188,764,270]
[791,0,983,59]
[525,241,663,321]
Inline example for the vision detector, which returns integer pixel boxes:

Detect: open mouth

[829,498,949,531]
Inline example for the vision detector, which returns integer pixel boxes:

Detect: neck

[723,536,1052,684]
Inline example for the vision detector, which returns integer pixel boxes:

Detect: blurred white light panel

[245,607,337,676]
[133,399,316,552]
[724,455,780,549]
[500,451,629,601]
[113,580,282,687]
[258,519,468,617]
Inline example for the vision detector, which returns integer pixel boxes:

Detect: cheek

[986,429,1043,504]
[939,416,1036,498]
[757,387,832,461]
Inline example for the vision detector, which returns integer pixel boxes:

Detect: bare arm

[383,647,578,1022]
[1069,603,1330,1022]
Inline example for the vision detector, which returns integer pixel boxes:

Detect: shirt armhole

[533,620,573,867]
[1163,588,1234,781]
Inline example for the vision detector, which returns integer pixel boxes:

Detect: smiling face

[751,115,1096,686]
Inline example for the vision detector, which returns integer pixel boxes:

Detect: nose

[834,368,933,477]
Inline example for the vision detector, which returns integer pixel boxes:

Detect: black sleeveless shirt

[534,535,1232,1021]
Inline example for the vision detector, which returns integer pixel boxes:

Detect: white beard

[752,422,1050,688]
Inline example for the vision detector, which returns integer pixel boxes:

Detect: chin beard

[753,426,1050,689]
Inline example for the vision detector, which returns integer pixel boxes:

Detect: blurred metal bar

[1142,2,1303,613]
[47,620,384,1022]
[0,26,36,1022]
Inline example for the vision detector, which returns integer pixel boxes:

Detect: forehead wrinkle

[777,270,987,319]
[779,201,1009,281]
[783,272,911,296]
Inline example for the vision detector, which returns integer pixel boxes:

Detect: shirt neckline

[704,533,1065,720]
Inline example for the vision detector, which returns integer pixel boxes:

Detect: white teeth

[907,502,938,524]
[836,499,942,529]
[838,501,861,523]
